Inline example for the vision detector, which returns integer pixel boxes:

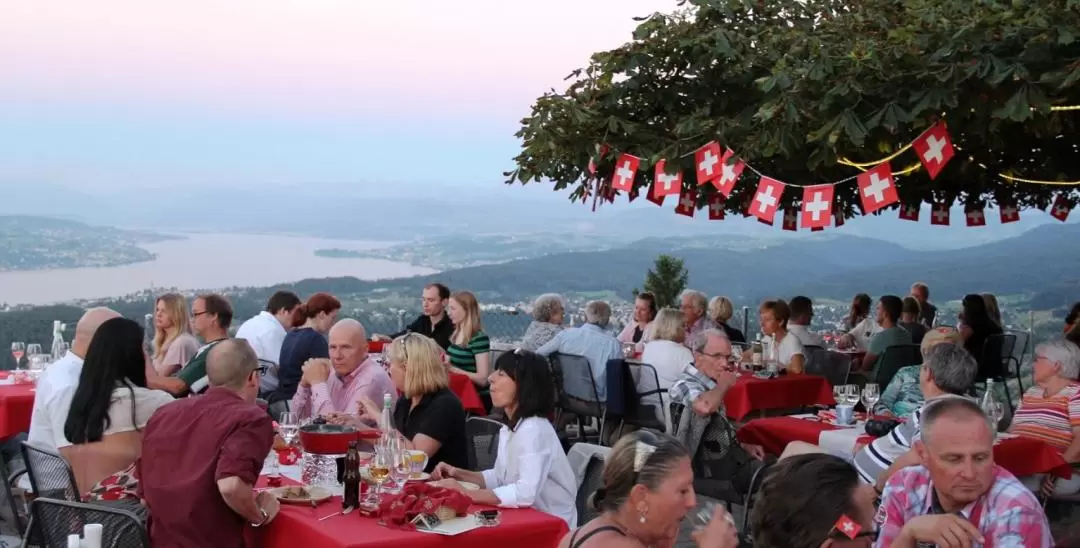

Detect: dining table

[0,373,35,439]
[723,373,835,421]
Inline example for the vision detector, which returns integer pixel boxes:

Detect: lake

[0,233,436,305]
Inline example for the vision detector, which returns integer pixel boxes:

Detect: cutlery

[318,506,354,521]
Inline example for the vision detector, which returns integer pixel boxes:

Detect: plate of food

[407,472,431,482]
[269,485,333,505]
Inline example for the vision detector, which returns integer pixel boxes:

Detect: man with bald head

[291,318,393,421]
[28,307,120,450]
[138,339,280,547]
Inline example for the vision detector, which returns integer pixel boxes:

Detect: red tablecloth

[254,477,567,548]
[737,416,1072,478]
[724,374,835,421]
[0,382,35,439]
[449,373,486,416]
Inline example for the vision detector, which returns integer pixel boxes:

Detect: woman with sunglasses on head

[431,350,577,526]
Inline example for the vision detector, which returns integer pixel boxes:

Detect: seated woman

[351,333,468,472]
[1009,338,1080,497]
[742,300,804,373]
[750,454,877,548]
[150,293,200,377]
[63,317,174,501]
[958,293,1004,379]
[446,291,493,411]
[639,308,694,431]
[872,326,962,418]
[520,293,566,351]
[431,350,577,526]
[708,296,746,345]
[618,292,658,348]
[558,430,739,548]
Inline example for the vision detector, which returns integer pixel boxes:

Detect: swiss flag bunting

[708,193,726,220]
[811,226,825,232]
[999,203,1020,224]
[1051,195,1073,222]
[965,205,986,227]
[587,144,610,176]
[800,185,834,229]
[653,160,683,198]
[931,202,951,225]
[912,122,955,180]
[695,142,723,186]
[835,210,845,227]
[645,182,666,207]
[675,188,698,217]
[856,163,899,214]
[899,203,920,222]
[748,177,785,223]
[611,153,640,192]
[782,208,798,231]
[628,185,639,203]
[713,149,745,197]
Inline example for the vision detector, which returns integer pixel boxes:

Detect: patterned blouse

[519,321,564,352]
[872,364,924,418]
[1010,382,1080,452]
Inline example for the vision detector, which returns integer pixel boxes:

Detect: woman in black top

[275,292,339,401]
[959,293,1004,379]
[356,333,467,472]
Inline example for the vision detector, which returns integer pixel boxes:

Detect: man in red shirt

[138,339,279,547]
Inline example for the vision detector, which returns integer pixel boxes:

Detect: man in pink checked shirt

[290,318,394,421]
[875,397,1051,547]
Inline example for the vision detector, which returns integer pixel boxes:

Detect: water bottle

[50,321,66,361]
[380,393,394,432]
[751,334,764,370]
[981,379,1004,431]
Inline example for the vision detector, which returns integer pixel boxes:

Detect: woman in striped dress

[446,291,493,411]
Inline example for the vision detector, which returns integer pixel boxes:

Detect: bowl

[298,423,381,455]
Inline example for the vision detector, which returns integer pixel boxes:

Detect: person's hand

[255,490,281,523]
[1041,475,1056,499]
[431,478,464,493]
[691,505,739,548]
[838,334,854,349]
[301,358,331,385]
[900,514,984,548]
[357,396,381,419]
[740,443,766,461]
[716,368,739,390]
[693,392,723,416]
[431,462,458,481]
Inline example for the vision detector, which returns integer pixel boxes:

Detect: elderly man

[138,339,280,548]
[911,282,937,328]
[536,300,622,400]
[291,318,394,420]
[875,398,1051,547]
[680,290,716,343]
[374,283,454,350]
[28,307,120,451]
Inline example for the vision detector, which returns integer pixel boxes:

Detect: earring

[638,506,648,524]
[639,514,646,524]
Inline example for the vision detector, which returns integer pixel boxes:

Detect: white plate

[268,485,333,505]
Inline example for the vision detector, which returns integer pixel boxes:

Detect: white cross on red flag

[999,203,1020,224]
[856,163,899,214]
[898,203,920,222]
[748,177,784,223]
[1051,195,1073,222]
[675,188,698,217]
[611,153,640,192]
[965,205,986,227]
[695,142,723,187]
[912,122,955,180]
[782,208,798,231]
[708,193,726,220]
[645,181,665,206]
[834,515,862,540]
[713,149,745,197]
[931,202,950,226]
[653,160,683,198]
[800,184,834,229]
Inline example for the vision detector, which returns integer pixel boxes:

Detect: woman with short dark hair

[431,350,577,526]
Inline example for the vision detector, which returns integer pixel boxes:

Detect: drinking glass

[833,384,845,405]
[691,501,735,532]
[862,384,880,412]
[843,384,860,406]
[26,344,41,357]
[368,441,393,502]
[985,400,1005,431]
[388,445,411,493]
[278,412,299,446]
[10,342,25,370]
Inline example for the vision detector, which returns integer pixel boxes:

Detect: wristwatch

[251,507,270,528]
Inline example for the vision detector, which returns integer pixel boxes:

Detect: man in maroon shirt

[138,339,279,547]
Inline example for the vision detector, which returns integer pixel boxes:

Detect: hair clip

[514,347,525,355]
[633,441,657,472]
[833,515,861,539]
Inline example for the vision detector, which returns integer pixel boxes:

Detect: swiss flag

[856,163,899,214]
[811,226,825,232]
[653,160,683,198]
[965,206,986,227]
[912,122,955,180]
[999,203,1020,224]
[835,211,845,227]
[695,142,723,186]
[645,181,665,207]
[748,177,784,223]
[1051,195,1073,222]
[800,185,834,229]
[611,153,640,192]
[741,193,754,218]
[628,185,639,203]
[675,188,698,217]
[713,149,745,197]
[931,202,951,226]
[587,144,610,176]
[782,208,798,231]
[834,515,862,539]
[708,193,726,220]
[899,203,920,222]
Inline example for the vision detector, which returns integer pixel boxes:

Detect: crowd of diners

[11,281,1080,547]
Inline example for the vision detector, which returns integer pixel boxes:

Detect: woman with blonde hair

[446,291,492,410]
[640,308,694,431]
[982,292,1003,327]
[708,296,745,344]
[871,326,963,418]
[353,333,468,471]
[151,293,200,376]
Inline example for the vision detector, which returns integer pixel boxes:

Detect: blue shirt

[536,324,622,400]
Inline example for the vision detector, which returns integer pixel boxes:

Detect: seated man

[291,318,394,420]
[373,283,454,350]
[669,329,767,504]
[138,339,280,547]
[876,397,1052,547]
[861,295,913,373]
[536,300,622,401]
[148,293,232,397]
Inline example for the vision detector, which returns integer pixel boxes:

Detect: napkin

[378,482,473,529]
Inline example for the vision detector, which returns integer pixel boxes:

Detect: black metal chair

[871,344,922,388]
[805,348,852,387]
[1005,329,1030,393]
[20,442,79,503]
[741,460,774,534]
[28,497,149,548]
[615,362,667,436]
[976,333,1018,413]
[548,353,605,444]
[0,453,26,536]
[464,416,503,471]
[575,455,606,526]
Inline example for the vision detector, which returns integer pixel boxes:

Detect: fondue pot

[298,423,381,455]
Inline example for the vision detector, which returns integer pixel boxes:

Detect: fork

[318,506,354,521]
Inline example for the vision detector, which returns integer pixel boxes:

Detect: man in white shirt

[27,307,120,451]
[234,291,301,394]
[787,296,824,347]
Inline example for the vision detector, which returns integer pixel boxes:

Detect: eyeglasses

[191,311,208,318]
[697,350,734,363]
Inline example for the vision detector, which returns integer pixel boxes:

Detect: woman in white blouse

[639,308,694,431]
[432,349,578,527]
[743,299,805,374]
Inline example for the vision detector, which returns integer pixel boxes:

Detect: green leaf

[840,110,869,146]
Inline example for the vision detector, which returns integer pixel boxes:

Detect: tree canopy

[505,0,1080,219]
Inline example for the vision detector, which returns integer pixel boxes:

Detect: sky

[0,0,669,190]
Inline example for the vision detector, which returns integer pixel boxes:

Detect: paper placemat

[416,516,483,536]
[818,424,867,456]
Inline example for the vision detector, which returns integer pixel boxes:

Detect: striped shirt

[853,394,970,484]
[447,331,491,391]
[1009,383,1080,452]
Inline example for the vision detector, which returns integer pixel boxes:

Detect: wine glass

[843,384,860,406]
[368,440,393,502]
[984,400,1005,431]
[861,384,880,413]
[10,342,25,370]
[833,384,845,406]
[278,412,299,447]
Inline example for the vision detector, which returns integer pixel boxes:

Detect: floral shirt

[872,364,924,418]
[519,321,564,352]
[875,465,1052,548]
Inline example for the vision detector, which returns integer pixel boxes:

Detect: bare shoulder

[559,522,638,548]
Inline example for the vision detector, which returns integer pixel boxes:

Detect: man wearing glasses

[149,293,233,397]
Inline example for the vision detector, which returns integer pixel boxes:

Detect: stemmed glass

[368,440,393,502]
[10,342,25,370]
[833,384,845,406]
[861,384,880,413]
[278,412,299,447]
[985,399,1005,432]
[26,344,41,358]
[842,384,860,407]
